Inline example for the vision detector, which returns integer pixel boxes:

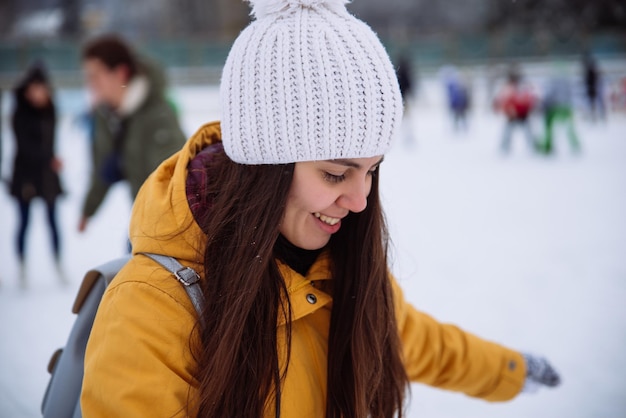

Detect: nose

[337,178,370,213]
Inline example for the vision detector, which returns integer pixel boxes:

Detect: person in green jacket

[78,35,185,233]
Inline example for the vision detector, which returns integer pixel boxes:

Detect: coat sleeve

[82,175,111,218]
[125,101,185,199]
[81,268,199,417]
[81,112,112,218]
[141,104,185,180]
[391,277,526,402]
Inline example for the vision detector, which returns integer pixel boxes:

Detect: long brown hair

[193,148,408,417]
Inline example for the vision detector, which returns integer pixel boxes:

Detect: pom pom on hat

[221,0,403,165]
[248,0,350,19]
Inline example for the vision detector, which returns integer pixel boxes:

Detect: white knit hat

[220,0,403,165]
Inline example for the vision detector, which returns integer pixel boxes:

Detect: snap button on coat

[306,293,317,304]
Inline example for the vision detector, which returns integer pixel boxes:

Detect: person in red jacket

[495,67,537,154]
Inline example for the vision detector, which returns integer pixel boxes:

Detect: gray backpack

[41,253,204,418]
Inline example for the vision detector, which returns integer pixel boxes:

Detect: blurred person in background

[609,76,626,112]
[9,63,66,287]
[486,63,506,107]
[582,53,605,122]
[540,65,580,155]
[395,53,416,145]
[78,35,185,236]
[0,87,2,180]
[0,86,2,287]
[494,65,538,154]
[440,65,471,132]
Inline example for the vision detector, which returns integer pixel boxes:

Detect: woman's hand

[522,353,561,393]
[51,157,63,173]
[78,216,89,233]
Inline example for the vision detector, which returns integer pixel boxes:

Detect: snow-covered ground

[1,71,625,417]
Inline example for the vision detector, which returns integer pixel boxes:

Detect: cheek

[291,183,337,214]
[283,193,315,225]
[89,74,117,101]
[281,179,337,234]
[87,76,105,98]
[102,77,119,96]
[286,164,343,221]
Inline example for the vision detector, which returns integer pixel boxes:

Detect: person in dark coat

[78,35,185,235]
[396,55,414,102]
[395,53,417,145]
[582,54,605,122]
[9,64,65,287]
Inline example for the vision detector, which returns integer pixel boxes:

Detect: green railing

[1,32,624,87]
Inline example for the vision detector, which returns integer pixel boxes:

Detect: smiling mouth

[314,212,341,226]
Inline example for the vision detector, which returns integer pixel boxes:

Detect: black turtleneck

[274,234,323,277]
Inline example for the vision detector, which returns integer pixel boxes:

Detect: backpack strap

[139,253,279,416]
[140,253,205,317]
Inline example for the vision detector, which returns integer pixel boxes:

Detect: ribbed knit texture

[220,0,402,164]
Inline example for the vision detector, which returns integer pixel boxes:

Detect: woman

[10,64,64,287]
[82,1,560,417]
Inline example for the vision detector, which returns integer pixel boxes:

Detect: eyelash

[323,172,345,183]
[323,168,378,184]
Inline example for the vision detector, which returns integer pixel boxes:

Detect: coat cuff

[481,350,526,402]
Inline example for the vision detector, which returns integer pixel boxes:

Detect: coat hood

[137,57,169,105]
[14,64,56,114]
[137,56,167,95]
[129,122,221,270]
[115,56,168,116]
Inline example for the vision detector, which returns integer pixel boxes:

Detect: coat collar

[277,251,333,326]
[118,75,149,116]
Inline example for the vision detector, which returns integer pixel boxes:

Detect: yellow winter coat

[81,122,526,417]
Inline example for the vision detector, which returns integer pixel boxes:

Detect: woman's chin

[288,233,330,251]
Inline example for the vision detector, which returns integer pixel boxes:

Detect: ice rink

[1,71,625,417]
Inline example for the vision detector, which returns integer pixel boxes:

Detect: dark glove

[522,353,561,393]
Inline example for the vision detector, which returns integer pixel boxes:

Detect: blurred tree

[0,1,17,37]
[348,0,489,36]
[60,0,81,37]
[487,0,626,35]
[173,0,248,39]
[0,0,623,41]
[215,0,249,39]
[80,0,249,40]
[175,0,213,37]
